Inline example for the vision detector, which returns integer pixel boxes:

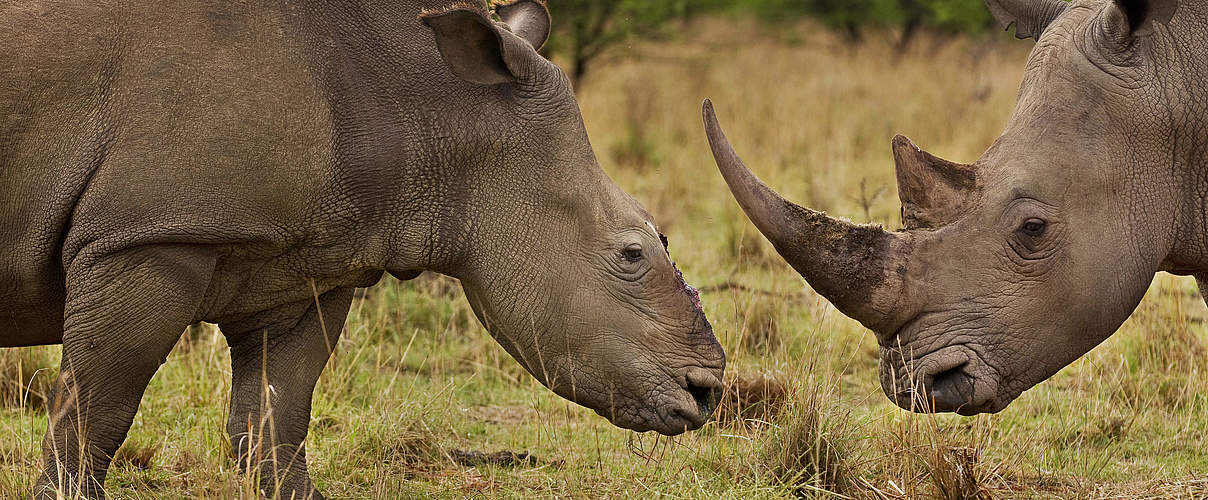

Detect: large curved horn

[702,100,909,330]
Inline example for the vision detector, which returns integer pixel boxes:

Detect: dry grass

[2,16,1206,499]
[0,347,56,411]
[715,372,789,426]
[112,440,158,471]
[759,375,857,498]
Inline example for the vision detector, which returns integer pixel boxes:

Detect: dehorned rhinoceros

[0,0,725,497]
[705,0,1201,416]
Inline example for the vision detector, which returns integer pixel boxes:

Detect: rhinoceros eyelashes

[1011,217,1057,259]
[1020,218,1048,238]
[623,245,644,263]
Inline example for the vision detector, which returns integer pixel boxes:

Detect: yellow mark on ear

[418,1,489,20]
[491,0,548,7]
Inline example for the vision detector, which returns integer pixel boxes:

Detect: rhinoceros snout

[659,368,724,435]
[881,344,1001,415]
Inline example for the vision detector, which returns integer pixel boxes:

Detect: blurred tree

[917,0,995,34]
[718,0,898,41]
[896,0,926,50]
[523,0,998,89]
[900,0,995,50]
[803,0,901,42]
[536,0,690,89]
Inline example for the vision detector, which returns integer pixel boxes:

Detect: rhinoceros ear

[983,0,1070,41]
[495,0,551,51]
[892,136,977,230]
[422,6,532,85]
[1103,0,1177,37]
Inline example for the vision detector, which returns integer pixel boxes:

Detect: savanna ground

[3,18,1208,499]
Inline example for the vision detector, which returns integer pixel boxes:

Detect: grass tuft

[760,377,857,497]
[715,372,788,426]
[926,446,993,500]
[0,348,56,411]
[113,440,158,471]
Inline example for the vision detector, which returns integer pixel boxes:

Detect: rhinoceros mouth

[553,354,722,436]
[588,377,718,435]
[880,342,1004,415]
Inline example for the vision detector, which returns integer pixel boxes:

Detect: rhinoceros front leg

[221,288,352,500]
[35,245,216,499]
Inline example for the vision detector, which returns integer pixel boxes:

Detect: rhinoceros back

[0,0,395,346]
[1,0,477,346]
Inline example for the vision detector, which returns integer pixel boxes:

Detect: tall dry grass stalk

[759,371,858,498]
[0,348,56,411]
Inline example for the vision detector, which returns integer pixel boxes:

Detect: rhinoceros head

[418,1,724,435]
[707,0,1189,415]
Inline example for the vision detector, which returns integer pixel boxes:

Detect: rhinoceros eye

[623,245,644,263]
[1020,218,1047,237]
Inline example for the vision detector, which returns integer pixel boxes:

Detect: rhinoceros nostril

[687,383,719,416]
[928,365,975,412]
[684,369,724,418]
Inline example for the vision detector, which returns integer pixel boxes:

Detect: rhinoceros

[705,0,1198,416]
[0,0,725,497]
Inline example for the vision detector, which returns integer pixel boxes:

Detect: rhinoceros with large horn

[0,0,724,497]
[706,0,1199,415]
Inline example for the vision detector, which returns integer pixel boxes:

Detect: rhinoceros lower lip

[592,393,706,436]
[884,343,996,414]
[927,363,977,413]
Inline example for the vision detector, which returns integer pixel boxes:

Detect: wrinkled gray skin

[0,1,724,497]
[707,0,1204,416]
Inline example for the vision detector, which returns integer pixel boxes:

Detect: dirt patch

[714,372,788,425]
[447,449,561,469]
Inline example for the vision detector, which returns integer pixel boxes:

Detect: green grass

[3,18,1208,499]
